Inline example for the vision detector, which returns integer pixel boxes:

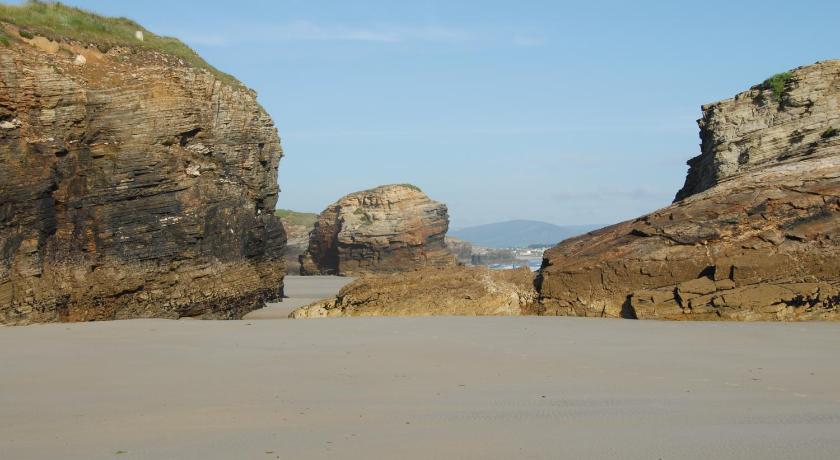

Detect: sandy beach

[3,2,840,459]
[244,276,354,319]
[2,277,840,460]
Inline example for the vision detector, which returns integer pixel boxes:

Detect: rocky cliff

[676,61,840,200]
[299,184,455,276]
[291,266,536,318]
[0,20,285,324]
[537,60,840,321]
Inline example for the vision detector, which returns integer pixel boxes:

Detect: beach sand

[2,277,840,459]
[243,275,353,319]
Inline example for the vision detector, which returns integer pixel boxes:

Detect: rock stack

[299,184,455,275]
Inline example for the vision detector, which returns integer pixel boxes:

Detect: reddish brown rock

[0,26,285,324]
[537,61,840,321]
[299,184,455,276]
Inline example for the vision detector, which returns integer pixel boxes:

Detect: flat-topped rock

[291,266,536,318]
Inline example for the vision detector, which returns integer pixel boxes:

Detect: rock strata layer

[0,32,285,324]
[290,266,536,318]
[299,184,455,276]
[537,60,840,321]
[676,60,840,200]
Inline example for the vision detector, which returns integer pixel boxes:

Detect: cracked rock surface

[291,266,536,318]
[537,61,840,321]
[0,37,285,324]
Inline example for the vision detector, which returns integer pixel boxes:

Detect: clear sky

[13,0,840,228]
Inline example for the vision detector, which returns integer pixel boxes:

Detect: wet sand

[243,275,353,319]
[2,279,840,459]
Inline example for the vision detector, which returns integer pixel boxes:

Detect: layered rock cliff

[299,184,455,276]
[291,266,536,318]
[676,61,840,200]
[537,60,840,321]
[0,24,285,324]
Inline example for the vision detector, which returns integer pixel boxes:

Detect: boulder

[299,184,455,275]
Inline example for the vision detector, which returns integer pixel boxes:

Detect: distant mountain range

[449,220,601,248]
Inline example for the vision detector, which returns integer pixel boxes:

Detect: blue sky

[14,0,840,227]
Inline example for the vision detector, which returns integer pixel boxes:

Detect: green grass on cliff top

[763,71,793,102]
[275,209,318,227]
[395,183,422,192]
[0,1,240,87]
[362,183,423,193]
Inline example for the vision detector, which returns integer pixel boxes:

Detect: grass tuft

[396,183,422,192]
[274,209,318,227]
[822,127,838,139]
[763,71,793,103]
[353,207,373,224]
[0,1,241,87]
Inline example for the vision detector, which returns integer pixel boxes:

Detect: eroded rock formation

[676,61,840,200]
[444,236,473,264]
[291,266,536,318]
[299,184,455,276]
[537,60,840,321]
[0,30,285,324]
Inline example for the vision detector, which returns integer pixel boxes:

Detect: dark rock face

[299,184,455,276]
[537,61,840,321]
[0,39,285,324]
